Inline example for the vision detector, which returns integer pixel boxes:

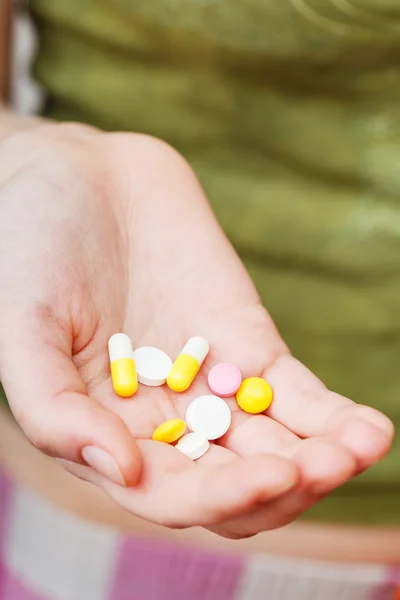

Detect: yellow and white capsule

[108,333,138,398]
[167,336,209,392]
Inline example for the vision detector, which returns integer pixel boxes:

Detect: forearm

[0,105,44,143]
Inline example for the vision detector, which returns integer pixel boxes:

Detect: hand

[0,123,393,539]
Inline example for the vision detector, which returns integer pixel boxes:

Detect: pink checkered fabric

[0,467,396,600]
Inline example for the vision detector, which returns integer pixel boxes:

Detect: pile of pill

[108,334,273,461]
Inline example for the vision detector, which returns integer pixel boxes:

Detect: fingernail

[81,446,125,486]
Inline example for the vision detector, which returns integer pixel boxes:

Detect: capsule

[108,333,138,397]
[167,336,209,392]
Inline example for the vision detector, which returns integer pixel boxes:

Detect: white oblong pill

[132,346,173,387]
[176,432,210,460]
[186,395,232,440]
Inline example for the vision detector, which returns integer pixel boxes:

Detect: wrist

[0,119,105,201]
[0,105,45,144]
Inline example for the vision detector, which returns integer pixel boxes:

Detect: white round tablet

[186,395,232,440]
[132,346,173,387]
[176,432,210,460]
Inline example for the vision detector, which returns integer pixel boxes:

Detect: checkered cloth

[0,469,397,600]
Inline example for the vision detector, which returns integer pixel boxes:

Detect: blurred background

[6,0,43,114]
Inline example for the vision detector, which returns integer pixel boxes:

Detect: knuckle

[0,123,104,190]
[27,122,100,147]
[12,402,56,457]
[19,415,52,455]
[49,121,99,139]
[107,132,191,178]
[224,531,257,541]
[156,515,188,530]
[1,122,98,159]
[97,410,127,441]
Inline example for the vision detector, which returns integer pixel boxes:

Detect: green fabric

[26,0,400,525]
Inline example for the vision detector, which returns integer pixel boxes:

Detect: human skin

[0,118,394,540]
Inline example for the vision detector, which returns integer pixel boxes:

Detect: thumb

[0,312,142,487]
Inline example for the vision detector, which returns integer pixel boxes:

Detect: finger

[266,355,393,436]
[0,313,142,486]
[283,438,356,493]
[264,355,394,467]
[59,441,236,487]
[75,440,299,528]
[210,440,356,539]
[221,411,299,455]
[209,488,319,539]
[224,414,356,495]
[60,453,308,539]
[57,458,96,484]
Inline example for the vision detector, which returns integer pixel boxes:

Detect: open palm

[0,125,393,539]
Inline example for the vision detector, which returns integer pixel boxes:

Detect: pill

[176,432,210,460]
[152,419,187,444]
[236,377,273,414]
[108,333,138,397]
[132,346,173,387]
[186,395,231,440]
[167,336,209,392]
[208,363,242,397]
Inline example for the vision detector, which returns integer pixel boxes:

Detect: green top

[24,0,400,525]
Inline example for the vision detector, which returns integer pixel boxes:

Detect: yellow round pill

[152,419,187,444]
[236,377,273,414]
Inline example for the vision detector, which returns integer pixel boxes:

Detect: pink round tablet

[208,363,242,398]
